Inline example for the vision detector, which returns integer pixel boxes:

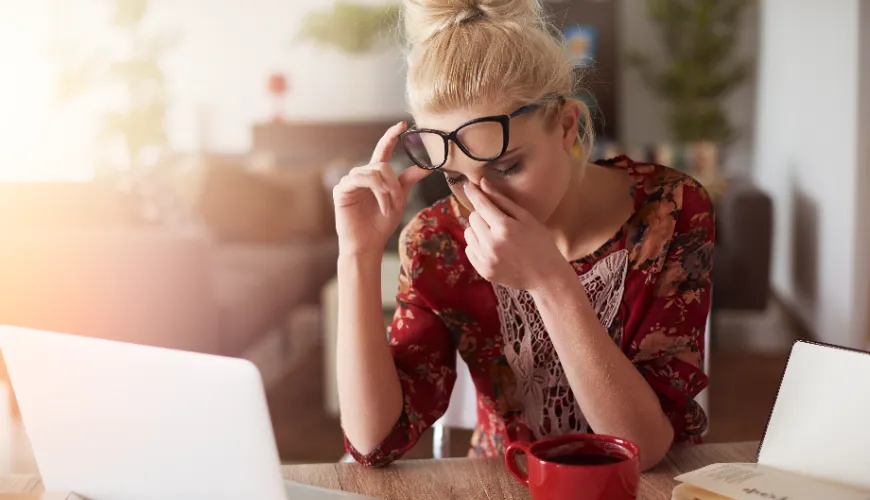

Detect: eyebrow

[438,148,521,174]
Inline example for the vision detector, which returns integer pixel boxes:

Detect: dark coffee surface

[546,453,624,466]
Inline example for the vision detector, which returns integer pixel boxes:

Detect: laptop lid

[757,339,870,491]
[0,325,287,500]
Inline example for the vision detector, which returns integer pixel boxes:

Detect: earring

[571,135,583,158]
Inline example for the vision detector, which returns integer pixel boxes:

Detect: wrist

[527,259,580,297]
[338,251,384,274]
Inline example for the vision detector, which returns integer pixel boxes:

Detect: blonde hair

[401,0,594,160]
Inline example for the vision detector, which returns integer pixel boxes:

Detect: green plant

[296,1,401,54]
[626,0,752,146]
[53,0,178,169]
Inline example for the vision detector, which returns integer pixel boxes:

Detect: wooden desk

[282,441,757,499]
[0,441,758,500]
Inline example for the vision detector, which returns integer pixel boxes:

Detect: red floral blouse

[344,156,715,467]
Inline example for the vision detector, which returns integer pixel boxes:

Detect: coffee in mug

[505,433,640,500]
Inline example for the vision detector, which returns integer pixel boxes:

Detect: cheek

[483,180,547,222]
[503,160,571,219]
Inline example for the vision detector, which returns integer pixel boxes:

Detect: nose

[464,173,486,186]
[446,142,487,185]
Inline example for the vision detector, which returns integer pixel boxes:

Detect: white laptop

[0,325,377,500]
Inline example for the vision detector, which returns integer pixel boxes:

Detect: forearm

[529,265,673,470]
[336,253,404,455]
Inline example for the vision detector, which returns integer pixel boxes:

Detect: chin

[538,207,560,226]
[514,197,552,224]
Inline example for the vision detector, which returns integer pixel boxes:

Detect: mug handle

[504,441,530,486]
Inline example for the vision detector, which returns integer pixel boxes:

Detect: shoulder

[617,157,715,270]
[615,157,715,230]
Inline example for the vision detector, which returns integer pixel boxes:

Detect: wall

[754,0,868,349]
[859,2,870,348]
[151,0,407,154]
[619,0,760,174]
[0,0,408,180]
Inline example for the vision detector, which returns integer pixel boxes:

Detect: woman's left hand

[463,179,572,291]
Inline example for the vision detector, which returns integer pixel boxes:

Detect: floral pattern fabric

[343,156,715,467]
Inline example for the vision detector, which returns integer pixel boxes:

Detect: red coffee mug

[505,433,640,500]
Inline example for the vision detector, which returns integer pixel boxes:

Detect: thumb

[398,165,433,194]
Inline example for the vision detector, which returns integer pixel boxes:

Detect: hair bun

[403,0,544,45]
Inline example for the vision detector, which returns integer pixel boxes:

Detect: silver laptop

[0,325,376,500]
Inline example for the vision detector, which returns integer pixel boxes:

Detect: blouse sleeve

[342,220,457,467]
[630,179,716,443]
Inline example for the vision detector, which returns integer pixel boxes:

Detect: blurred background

[0,0,868,472]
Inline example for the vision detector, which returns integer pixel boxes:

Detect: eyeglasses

[399,95,566,170]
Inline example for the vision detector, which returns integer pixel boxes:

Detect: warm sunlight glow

[0,2,99,182]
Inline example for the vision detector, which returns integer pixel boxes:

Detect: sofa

[711,176,773,311]
[0,171,339,397]
[0,227,337,354]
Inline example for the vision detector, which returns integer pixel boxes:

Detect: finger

[372,163,403,210]
[464,237,490,279]
[463,182,509,226]
[463,227,484,267]
[345,170,392,216]
[479,179,531,222]
[466,245,484,273]
[464,226,480,250]
[371,121,407,165]
[467,212,492,249]
[398,164,434,193]
[353,169,393,215]
[465,247,484,270]
[336,174,391,214]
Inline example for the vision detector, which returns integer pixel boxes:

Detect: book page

[758,341,870,491]
[675,463,870,500]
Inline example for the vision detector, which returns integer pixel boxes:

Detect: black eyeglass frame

[399,94,567,170]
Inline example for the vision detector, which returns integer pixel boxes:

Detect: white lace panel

[494,249,629,439]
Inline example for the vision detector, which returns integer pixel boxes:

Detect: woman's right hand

[333,122,432,257]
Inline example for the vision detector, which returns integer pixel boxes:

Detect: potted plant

[53,0,178,173]
[296,1,401,55]
[290,1,406,120]
[50,0,193,224]
[626,0,753,183]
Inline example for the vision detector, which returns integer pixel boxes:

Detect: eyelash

[445,163,521,186]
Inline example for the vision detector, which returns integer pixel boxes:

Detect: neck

[544,160,590,256]
[545,159,632,261]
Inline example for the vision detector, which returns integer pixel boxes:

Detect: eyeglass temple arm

[508,95,566,118]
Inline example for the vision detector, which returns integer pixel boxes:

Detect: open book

[673,340,870,500]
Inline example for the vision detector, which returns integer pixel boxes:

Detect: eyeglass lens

[403,119,506,169]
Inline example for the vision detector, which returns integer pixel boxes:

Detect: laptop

[0,325,377,500]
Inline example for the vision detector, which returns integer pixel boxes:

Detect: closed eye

[445,173,465,186]
[494,163,521,177]
[442,155,522,186]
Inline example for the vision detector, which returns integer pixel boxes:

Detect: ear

[559,100,582,152]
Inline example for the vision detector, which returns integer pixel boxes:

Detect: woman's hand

[463,179,572,291]
[333,122,432,257]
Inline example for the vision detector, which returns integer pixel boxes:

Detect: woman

[333,0,713,471]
